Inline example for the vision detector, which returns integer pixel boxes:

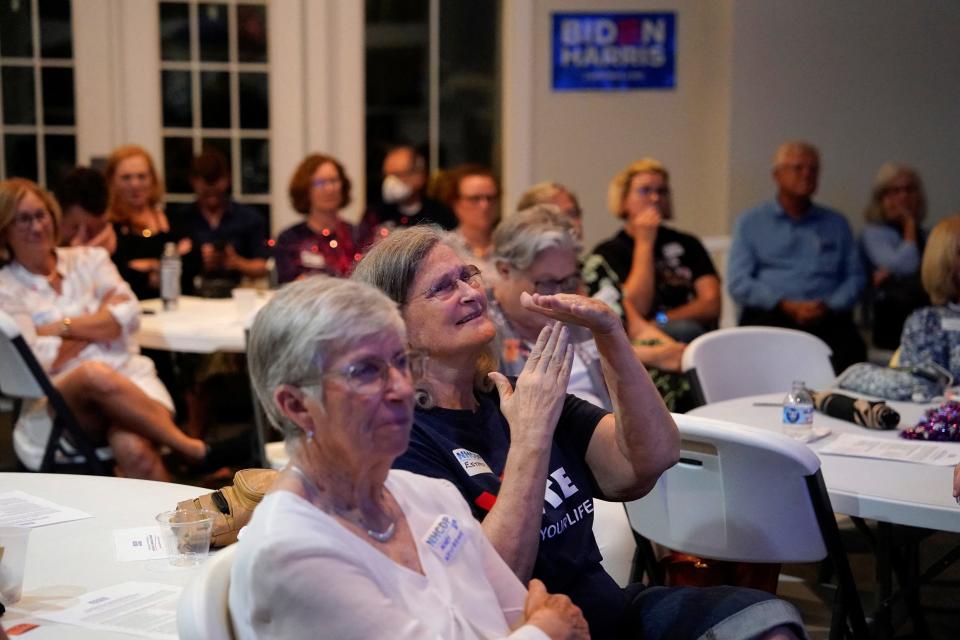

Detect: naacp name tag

[452,448,493,477]
[423,514,466,564]
[941,317,960,332]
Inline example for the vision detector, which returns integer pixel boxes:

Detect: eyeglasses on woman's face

[531,272,583,296]
[12,208,52,231]
[419,264,483,301]
[303,349,427,396]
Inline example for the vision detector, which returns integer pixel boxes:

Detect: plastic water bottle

[782,380,814,441]
[160,242,181,311]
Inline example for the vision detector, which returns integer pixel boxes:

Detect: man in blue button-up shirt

[728,141,866,372]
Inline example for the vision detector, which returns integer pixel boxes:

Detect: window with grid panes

[159,1,270,225]
[0,0,76,191]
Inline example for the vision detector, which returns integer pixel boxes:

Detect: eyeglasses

[884,184,918,197]
[460,194,498,205]
[634,186,671,198]
[532,273,583,296]
[12,209,51,230]
[304,350,427,396]
[312,177,343,189]
[421,264,483,301]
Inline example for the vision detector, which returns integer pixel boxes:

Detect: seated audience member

[860,163,929,349]
[55,166,116,253]
[0,178,208,480]
[106,144,187,300]
[728,141,866,372]
[491,206,689,410]
[233,275,588,640]
[437,163,501,279]
[354,226,805,640]
[516,181,584,239]
[274,153,374,283]
[174,149,269,296]
[900,214,960,378]
[366,144,457,230]
[592,158,721,343]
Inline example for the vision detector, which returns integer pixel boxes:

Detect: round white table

[135,296,268,354]
[1,473,207,639]
[688,393,959,533]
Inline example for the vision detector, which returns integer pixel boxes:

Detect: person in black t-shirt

[353,226,805,640]
[592,158,720,343]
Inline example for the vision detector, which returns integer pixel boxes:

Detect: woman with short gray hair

[231,275,588,640]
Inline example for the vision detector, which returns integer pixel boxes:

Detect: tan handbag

[177,468,278,547]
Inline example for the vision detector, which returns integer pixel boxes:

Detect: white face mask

[382,174,414,204]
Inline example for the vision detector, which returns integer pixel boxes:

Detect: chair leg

[629,532,663,586]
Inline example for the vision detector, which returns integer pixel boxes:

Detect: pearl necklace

[288,464,396,543]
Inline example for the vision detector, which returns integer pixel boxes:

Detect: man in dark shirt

[592,158,720,343]
[173,150,270,296]
[366,144,457,230]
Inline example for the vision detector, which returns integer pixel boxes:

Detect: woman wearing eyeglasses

[232,275,589,639]
[274,153,375,283]
[859,163,929,349]
[353,225,804,639]
[590,158,720,344]
[436,164,502,281]
[0,178,209,480]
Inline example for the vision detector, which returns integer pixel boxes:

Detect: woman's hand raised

[488,321,573,450]
[522,579,590,639]
[521,292,620,336]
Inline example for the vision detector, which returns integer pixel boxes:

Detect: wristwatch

[60,316,72,337]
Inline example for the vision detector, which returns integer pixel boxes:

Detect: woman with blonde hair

[0,178,209,480]
[591,158,720,343]
[105,144,187,299]
[899,214,960,376]
[860,162,929,348]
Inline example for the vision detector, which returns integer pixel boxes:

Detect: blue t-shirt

[393,386,625,636]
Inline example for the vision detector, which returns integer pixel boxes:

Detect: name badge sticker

[941,317,960,332]
[300,250,327,269]
[422,514,466,564]
[452,448,494,476]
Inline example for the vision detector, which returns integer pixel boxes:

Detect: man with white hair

[728,140,866,372]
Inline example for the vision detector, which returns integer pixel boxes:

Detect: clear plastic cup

[155,509,215,567]
[0,526,31,604]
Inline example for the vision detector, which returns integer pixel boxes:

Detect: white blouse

[230,470,549,640]
[0,247,172,468]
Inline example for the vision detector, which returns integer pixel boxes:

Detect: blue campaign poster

[552,12,676,91]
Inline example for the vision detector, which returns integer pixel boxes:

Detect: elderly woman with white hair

[353,225,806,640]
[860,162,930,349]
[490,205,687,409]
[231,275,588,640]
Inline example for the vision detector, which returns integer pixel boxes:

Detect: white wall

[505,0,960,253]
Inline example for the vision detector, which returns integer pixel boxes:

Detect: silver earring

[306,430,315,442]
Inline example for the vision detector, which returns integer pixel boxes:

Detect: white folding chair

[625,413,868,639]
[681,326,835,404]
[177,544,238,640]
[0,309,111,474]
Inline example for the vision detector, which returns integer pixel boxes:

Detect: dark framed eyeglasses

[459,193,498,205]
[634,186,671,198]
[532,273,583,296]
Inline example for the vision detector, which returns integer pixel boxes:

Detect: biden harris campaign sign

[552,12,676,91]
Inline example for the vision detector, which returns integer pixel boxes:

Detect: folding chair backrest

[681,326,835,404]
[626,413,826,563]
[0,310,45,399]
[177,544,237,640]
